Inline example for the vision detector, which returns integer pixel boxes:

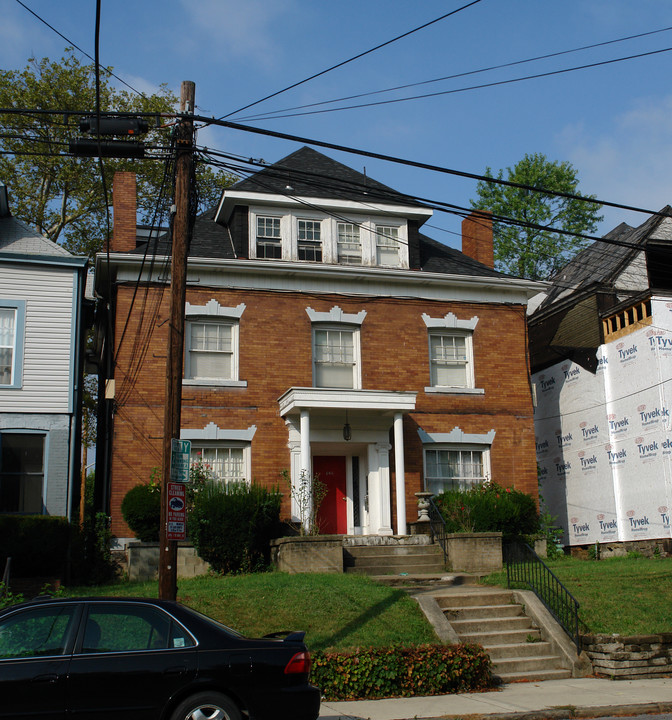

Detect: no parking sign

[167,482,187,541]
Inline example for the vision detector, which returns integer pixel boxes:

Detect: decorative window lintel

[306,305,367,325]
[418,427,495,445]
[422,312,478,330]
[185,300,246,319]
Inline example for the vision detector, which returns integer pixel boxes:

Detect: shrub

[188,481,281,574]
[0,515,71,577]
[121,481,161,542]
[312,644,492,700]
[435,482,539,538]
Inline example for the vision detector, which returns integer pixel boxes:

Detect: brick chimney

[461,211,494,268]
[111,171,137,252]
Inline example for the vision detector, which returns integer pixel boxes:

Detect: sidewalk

[319,677,672,720]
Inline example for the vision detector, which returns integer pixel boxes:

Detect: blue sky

[1,0,671,249]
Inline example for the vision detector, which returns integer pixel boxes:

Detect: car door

[66,601,198,720]
[0,601,81,720]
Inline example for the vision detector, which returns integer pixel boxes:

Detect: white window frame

[419,427,495,495]
[374,225,401,267]
[183,301,246,387]
[255,215,282,259]
[307,306,366,390]
[337,222,362,265]
[297,218,323,262]
[422,312,483,394]
[182,423,256,486]
[247,206,410,268]
[0,300,25,389]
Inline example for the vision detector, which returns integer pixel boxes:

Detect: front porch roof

[278,387,417,416]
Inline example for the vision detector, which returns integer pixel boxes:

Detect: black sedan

[0,595,321,720]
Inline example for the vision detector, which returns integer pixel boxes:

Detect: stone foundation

[582,633,672,678]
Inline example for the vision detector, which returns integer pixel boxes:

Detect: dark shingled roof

[534,207,672,314]
[231,146,424,208]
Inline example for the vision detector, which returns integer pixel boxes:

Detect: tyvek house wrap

[533,297,672,546]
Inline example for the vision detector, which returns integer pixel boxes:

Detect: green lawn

[484,554,672,635]
[63,554,672,647]
[66,572,438,652]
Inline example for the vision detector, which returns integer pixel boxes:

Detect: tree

[470,153,603,280]
[0,50,235,258]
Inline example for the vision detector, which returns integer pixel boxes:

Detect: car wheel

[170,692,241,720]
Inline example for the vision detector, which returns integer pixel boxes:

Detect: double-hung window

[313,326,358,389]
[429,332,471,387]
[186,321,234,380]
[337,223,362,265]
[0,301,25,389]
[298,219,322,261]
[424,313,479,392]
[0,432,45,513]
[256,216,282,259]
[191,445,247,485]
[425,447,487,494]
[375,225,401,266]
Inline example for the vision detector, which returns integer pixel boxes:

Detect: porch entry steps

[437,587,572,683]
[343,542,445,576]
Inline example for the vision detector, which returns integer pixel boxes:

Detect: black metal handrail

[504,540,582,651]
[427,496,448,563]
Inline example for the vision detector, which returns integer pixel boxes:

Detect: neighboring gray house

[0,185,89,519]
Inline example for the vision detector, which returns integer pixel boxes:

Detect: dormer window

[298,220,322,261]
[375,225,400,266]
[256,216,282,259]
[337,223,362,265]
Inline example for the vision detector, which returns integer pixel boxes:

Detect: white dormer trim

[306,305,367,325]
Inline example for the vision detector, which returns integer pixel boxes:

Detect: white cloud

[179,0,298,69]
[557,95,672,230]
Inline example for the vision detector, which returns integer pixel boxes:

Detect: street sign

[170,438,191,483]
[166,482,187,541]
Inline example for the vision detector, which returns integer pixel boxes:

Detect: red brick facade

[108,283,537,537]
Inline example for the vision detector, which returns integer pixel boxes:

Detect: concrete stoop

[414,585,592,684]
[344,543,446,575]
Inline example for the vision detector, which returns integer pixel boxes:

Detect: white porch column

[299,409,311,532]
[393,412,407,535]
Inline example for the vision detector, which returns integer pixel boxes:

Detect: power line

[233,25,672,122]
[217,1,483,121]
[238,46,672,122]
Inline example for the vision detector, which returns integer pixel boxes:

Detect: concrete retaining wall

[270,536,343,574]
[127,543,210,582]
[445,532,503,573]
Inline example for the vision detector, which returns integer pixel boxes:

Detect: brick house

[95,148,542,544]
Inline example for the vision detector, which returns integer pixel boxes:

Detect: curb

[430,701,672,720]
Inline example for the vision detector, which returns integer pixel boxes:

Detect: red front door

[313,456,347,534]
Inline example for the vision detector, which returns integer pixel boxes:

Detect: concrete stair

[437,587,572,683]
[344,543,445,575]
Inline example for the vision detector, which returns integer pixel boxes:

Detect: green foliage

[312,644,492,700]
[188,482,282,574]
[121,480,161,543]
[435,482,539,538]
[0,50,236,258]
[471,152,603,280]
[0,583,24,610]
[281,469,327,535]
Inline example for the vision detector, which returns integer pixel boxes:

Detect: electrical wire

[233,25,672,121]
[217,0,483,122]
[238,46,672,122]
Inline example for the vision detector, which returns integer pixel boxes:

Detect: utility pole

[159,81,195,601]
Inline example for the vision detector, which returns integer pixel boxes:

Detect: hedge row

[311,643,493,701]
[0,515,71,577]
